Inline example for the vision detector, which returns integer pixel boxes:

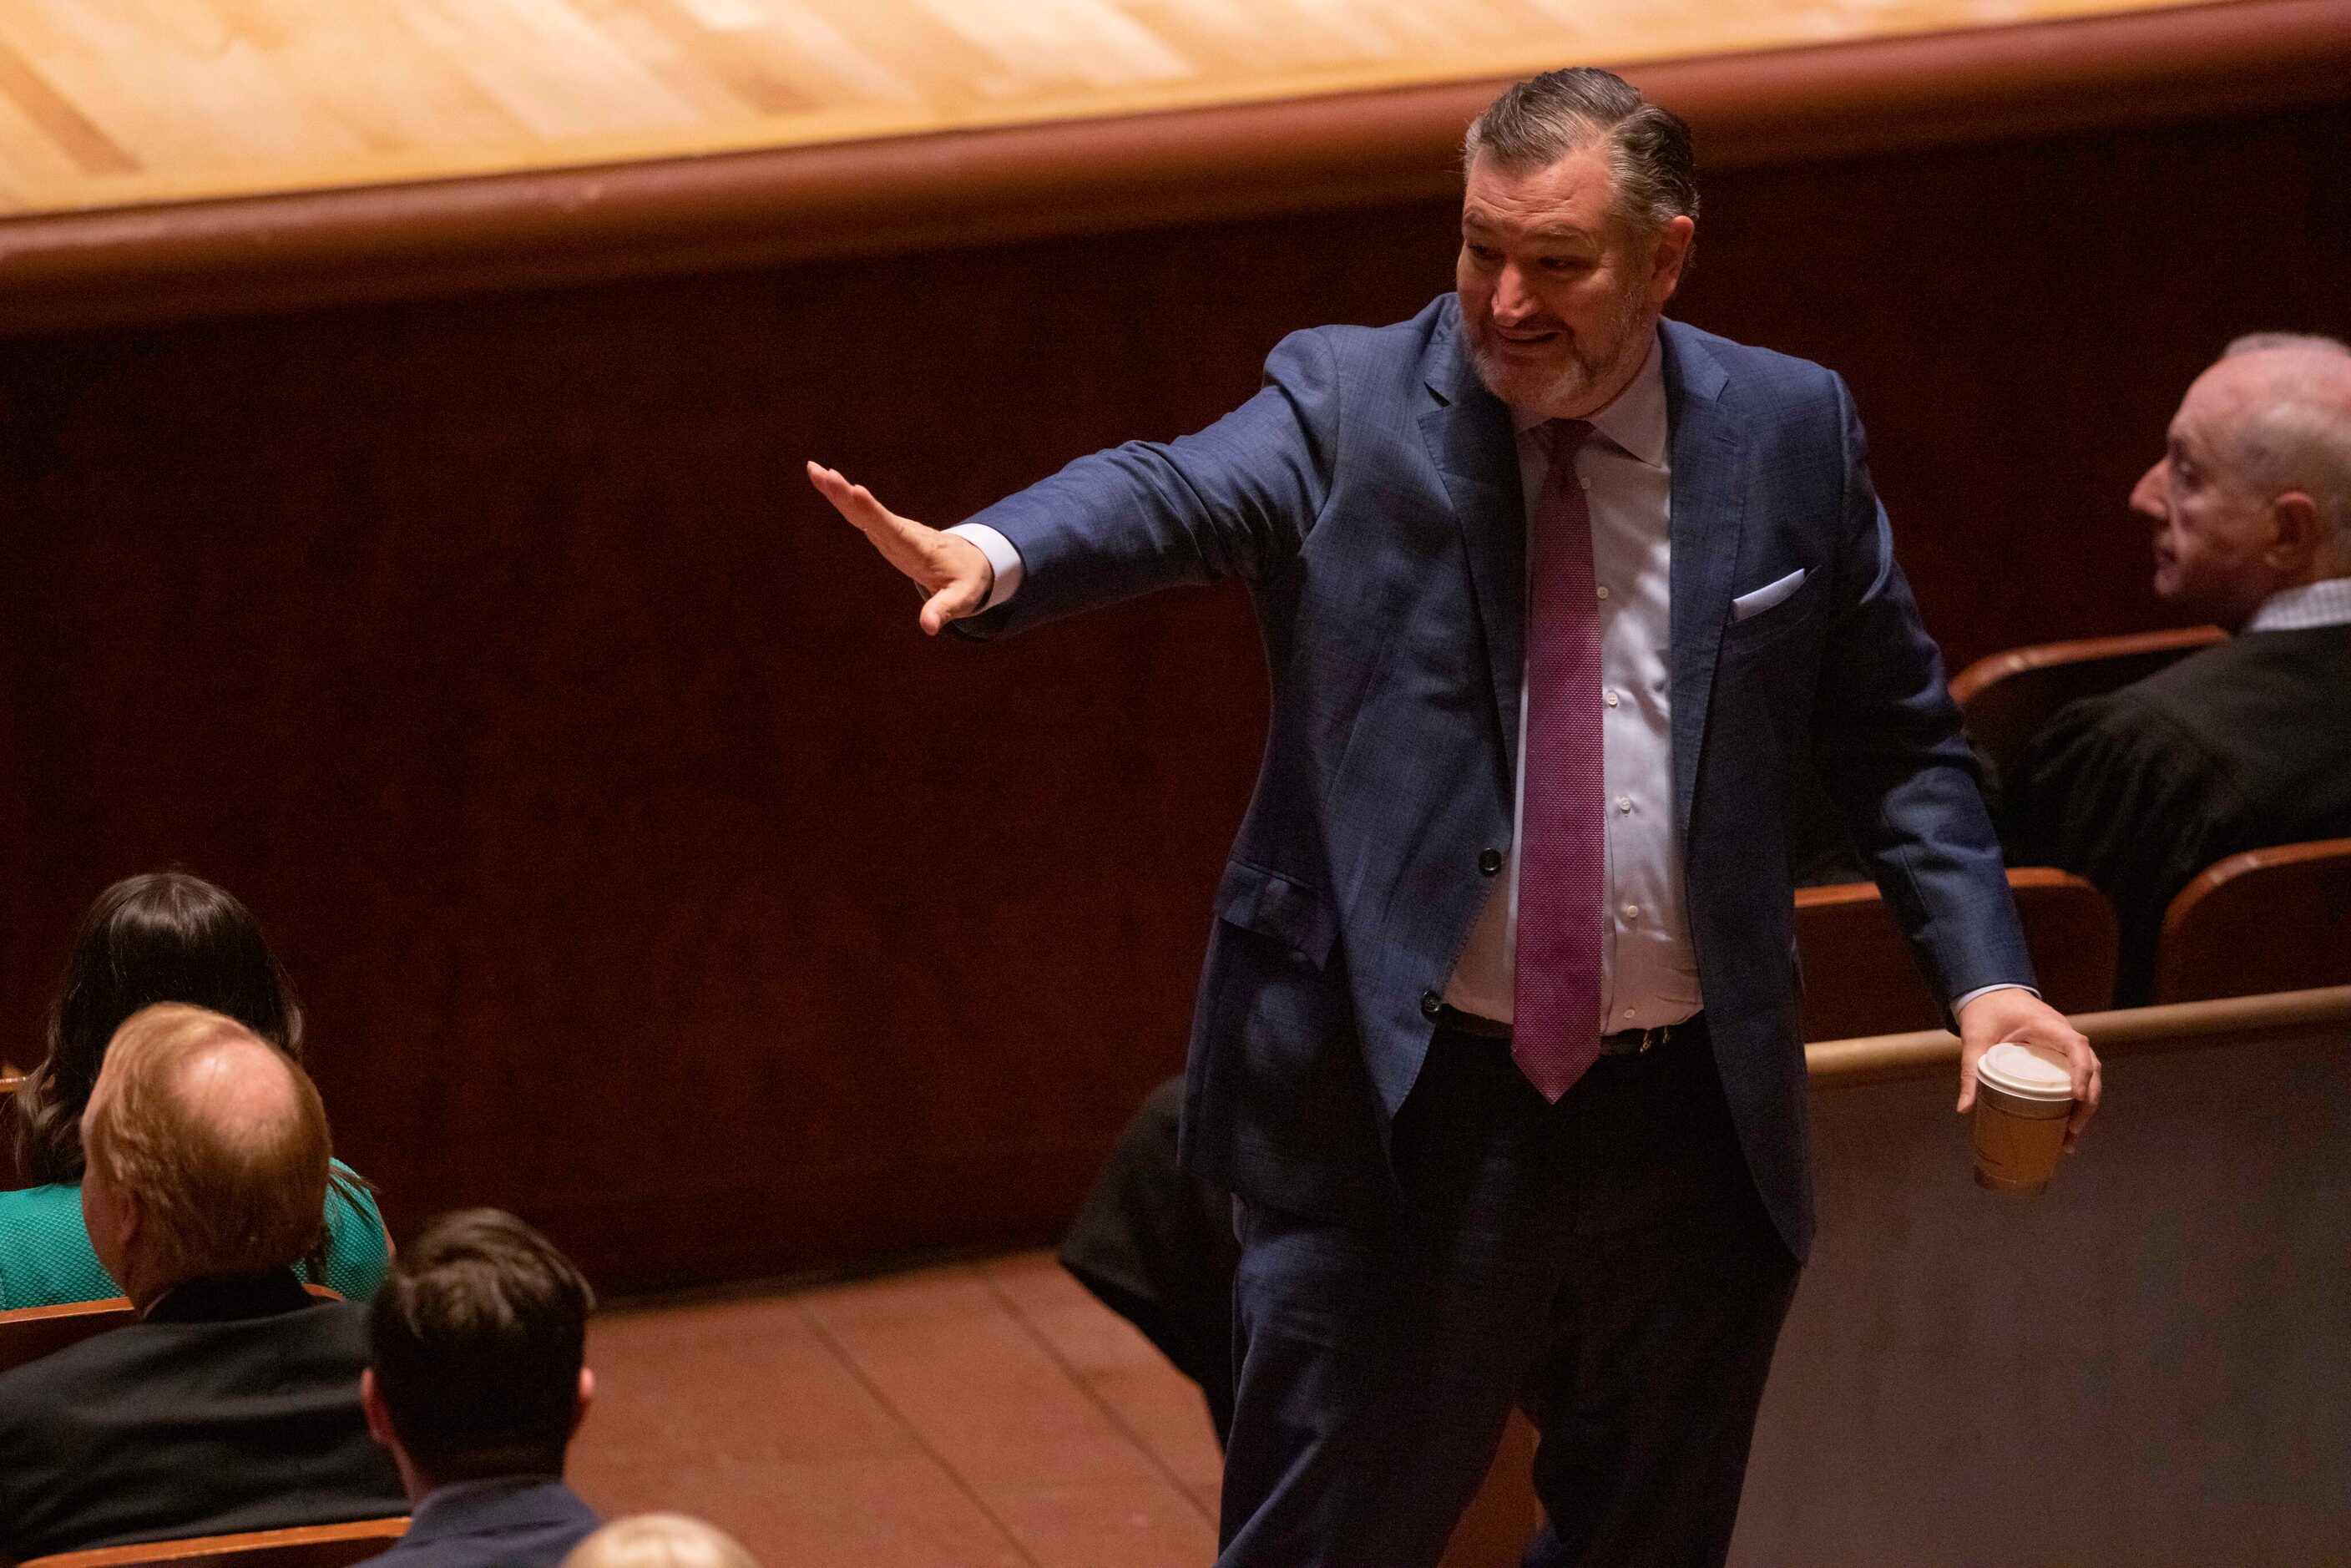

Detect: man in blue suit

[813,68,2098,1568]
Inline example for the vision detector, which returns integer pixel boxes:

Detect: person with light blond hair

[0,1004,403,1559]
[562,1515,761,1568]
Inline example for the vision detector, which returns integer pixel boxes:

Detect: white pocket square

[1732,568,1807,621]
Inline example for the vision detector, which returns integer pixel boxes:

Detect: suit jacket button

[1478,847,1503,875]
[1420,990,1443,1019]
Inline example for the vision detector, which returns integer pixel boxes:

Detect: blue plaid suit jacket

[964,297,2030,1259]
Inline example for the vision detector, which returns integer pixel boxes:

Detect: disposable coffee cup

[1970,1041,2075,1196]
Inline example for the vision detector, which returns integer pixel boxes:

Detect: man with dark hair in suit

[0,1004,404,1559]
[811,65,2098,1568]
[362,1208,604,1568]
[2007,334,2351,1002]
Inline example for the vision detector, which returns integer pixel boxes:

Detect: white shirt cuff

[1951,982,2039,1014]
[946,523,1024,611]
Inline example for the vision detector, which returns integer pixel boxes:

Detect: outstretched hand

[1954,987,2101,1151]
[806,463,993,635]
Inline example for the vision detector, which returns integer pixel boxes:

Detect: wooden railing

[1806,984,2351,1089]
[18,1517,410,1568]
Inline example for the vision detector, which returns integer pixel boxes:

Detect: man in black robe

[2006,334,2351,1003]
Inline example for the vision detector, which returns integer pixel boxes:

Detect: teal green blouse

[0,1159,391,1309]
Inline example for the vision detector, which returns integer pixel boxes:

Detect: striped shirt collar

[2243,575,2351,634]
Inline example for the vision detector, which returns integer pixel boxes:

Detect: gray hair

[2223,331,2351,360]
[563,1516,761,1568]
[2217,336,2351,554]
[1464,68,1698,240]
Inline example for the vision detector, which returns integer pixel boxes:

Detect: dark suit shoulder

[376,1480,601,1568]
[2009,670,2237,840]
[2131,622,2351,709]
[1662,321,1842,407]
[2091,625,2351,821]
[1270,296,1456,385]
[0,1300,402,1559]
[2008,622,2351,1002]
[0,1296,371,1400]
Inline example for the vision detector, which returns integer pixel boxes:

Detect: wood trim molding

[1806,984,2351,1088]
[0,0,2343,336]
[1948,624,2228,706]
[0,1295,134,1327]
[1795,866,2101,910]
[2158,835,2351,940]
[19,1518,410,1568]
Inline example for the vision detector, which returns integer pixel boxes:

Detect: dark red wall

[1,103,2343,1292]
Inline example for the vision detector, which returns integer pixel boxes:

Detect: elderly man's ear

[2264,491,2330,574]
[79,1163,145,1300]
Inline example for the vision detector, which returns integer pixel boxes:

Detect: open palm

[806,462,993,635]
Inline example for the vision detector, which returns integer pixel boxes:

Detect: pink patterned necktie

[1513,417,1605,1102]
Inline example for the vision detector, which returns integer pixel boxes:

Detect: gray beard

[1469,291,1658,417]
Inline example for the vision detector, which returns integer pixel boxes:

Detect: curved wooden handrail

[2158,835,2351,942]
[2151,836,2351,1004]
[1794,865,2098,911]
[0,0,2344,336]
[0,1295,135,1325]
[19,1516,409,1568]
[1806,984,2351,1088]
[1947,624,2227,706]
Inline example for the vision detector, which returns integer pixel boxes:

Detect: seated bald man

[0,1004,404,1559]
[2005,333,2351,1000]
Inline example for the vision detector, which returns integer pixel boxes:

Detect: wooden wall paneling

[0,102,2345,1291]
[1671,103,2351,656]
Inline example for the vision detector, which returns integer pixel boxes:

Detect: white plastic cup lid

[1975,1040,2075,1102]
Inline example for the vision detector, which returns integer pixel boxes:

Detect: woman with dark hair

[0,871,392,1308]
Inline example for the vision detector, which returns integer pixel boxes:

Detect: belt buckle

[1637,1024,1666,1054]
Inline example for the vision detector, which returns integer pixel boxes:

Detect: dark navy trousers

[1217,1022,1800,1568]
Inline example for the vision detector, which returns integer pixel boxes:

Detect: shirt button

[1616,796,1632,813]
[1623,903,1641,920]
[1595,585,1610,600]
[1623,1008,1637,1019]
[1604,690,1620,708]
[1579,476,1592,491]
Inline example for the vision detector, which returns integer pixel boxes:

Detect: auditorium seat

[0,1297,139,1378]
[1794,869,2118,1040]
[18,1517,410,1568]
[1949,625,2226,776]
[2151,838,2351,1004]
